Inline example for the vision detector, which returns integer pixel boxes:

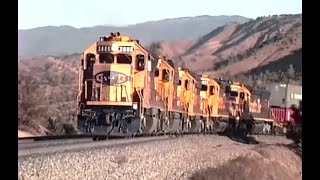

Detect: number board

[97,45,134,53]
[231,86,239,91]
[201,80,208,85]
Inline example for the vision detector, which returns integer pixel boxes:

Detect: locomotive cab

[200,74,221,117]
[177,68,201,115]
[154,56,179,111]
[77,32,155,135]
[230,83,251,102]
[151,57,184,133]
[177,68,203,132]
[229,83,252,116]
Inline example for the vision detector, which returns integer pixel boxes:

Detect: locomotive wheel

[228,118,237,134]
[262,123,272,134]
[126,117,141,135]
[205,119,213,133]
[163,117,170,133]
[186,119,191,133]
[200,120,205,133]
[86,121,95,133]
[162,116,180,133]
[139,116,146,134]
[213,120,228,133]
[189,120,202,133]
[252,123,264,134]
[180,119,188,133]
[140,116,159,134]
[77,115,87,133]
[177,119,183,133]
[237,121,246,136]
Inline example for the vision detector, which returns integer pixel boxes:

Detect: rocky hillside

[18,54,80,135]
[18,15,249,58]
[156,14,302,80]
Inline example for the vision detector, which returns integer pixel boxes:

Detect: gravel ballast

[18,135,297,180]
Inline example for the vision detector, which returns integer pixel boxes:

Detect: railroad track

[18,134,122,143]
[18,134,190,157]
[18,129,285,158]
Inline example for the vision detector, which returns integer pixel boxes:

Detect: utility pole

[285,64,295,108]
[284,77,289,108]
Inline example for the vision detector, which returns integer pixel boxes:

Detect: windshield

[201,85,208,91]
[230,91,238,97]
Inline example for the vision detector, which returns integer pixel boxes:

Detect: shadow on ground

[218,131,260,145]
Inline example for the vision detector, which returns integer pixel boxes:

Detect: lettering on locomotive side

[94,71,131,85]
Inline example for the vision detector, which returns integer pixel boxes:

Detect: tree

[18,74,49,128]
[288,64,296,79]
[299,100,302,112]
[248,75,253,85]
[148,41,162,58]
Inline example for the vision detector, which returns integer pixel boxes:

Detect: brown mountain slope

[18,54,80,135]
[19,15,249,58]
[156,14,302,77]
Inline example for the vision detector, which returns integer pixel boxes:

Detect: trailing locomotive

[77,32,299,136]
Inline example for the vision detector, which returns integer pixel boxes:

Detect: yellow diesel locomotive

[77,33,292,136]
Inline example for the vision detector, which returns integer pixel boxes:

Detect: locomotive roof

[177,67,200,81]
[95,32,158,61]
[161,57,175,68]
[189,71,201,81]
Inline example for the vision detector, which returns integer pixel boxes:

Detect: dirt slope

[156,14,302,77]
[190,144,302,180]
[18,130,35,138]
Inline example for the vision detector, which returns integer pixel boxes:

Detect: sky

[18,0,302,30]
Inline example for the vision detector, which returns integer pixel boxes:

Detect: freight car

[77,32,298,136]
[265,83,302,108]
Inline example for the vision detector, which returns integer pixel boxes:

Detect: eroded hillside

[18,15,249,58]
[157,14,302,78]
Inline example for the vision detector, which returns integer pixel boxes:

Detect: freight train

[77,32,300,137]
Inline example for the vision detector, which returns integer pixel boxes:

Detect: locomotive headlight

[157,59,161,68]
[133,102,138,110]
[147,60,152,71]
[111,43,119,52]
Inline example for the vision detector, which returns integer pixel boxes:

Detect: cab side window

[136,54,145,71]
[162,69,170,82]
[209,86,215,95]
[240,92,245,100]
